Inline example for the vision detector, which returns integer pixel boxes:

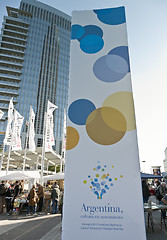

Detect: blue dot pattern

[68,99,96,125]
[94,7,126,25]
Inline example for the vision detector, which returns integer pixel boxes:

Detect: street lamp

[142,161,146,173]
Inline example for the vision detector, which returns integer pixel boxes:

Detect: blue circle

[68,99,96,125]
[94,7,126,25]
[71,25,84,39]
[94,178,98,182]
[109,178,112,182]
[108,46,130,72]
[78,25,103,42]
[80,35,104,54]
[93,54,128,82]
[95,183,100,188]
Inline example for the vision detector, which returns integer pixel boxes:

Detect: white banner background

[12,110,24,151]
[62,7,146,240]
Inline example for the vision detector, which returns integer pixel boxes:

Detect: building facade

[0,0,71,153]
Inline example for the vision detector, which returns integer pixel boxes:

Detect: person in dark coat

[0,181,6,213]
[142,179,150,203]
[37,183,44,212]
[5,185,15,215]
[26,185,38,215]
[51,185,60,214]
[14,181,20,197]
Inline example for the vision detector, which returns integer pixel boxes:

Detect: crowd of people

[0,180,63,216]
[142,179,167,205]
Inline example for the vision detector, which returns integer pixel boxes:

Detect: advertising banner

[4,98,14,145]
[29,106,36,151]
[0,109,4,119]
[12,110,24,151]
[62,7,146,240]
[45,101,58,152]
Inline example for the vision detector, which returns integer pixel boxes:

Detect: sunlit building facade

[0,0,71,153]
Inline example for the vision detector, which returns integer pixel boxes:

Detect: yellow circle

[93,168,96,171]
[96,174,99,177]
[101,174,107,180]
[112,166,114,168]
[120,175,123,178]
[115,178,117,181]
[103,92,136,131]
[86,107,127,145]
[83,180,87,184]
[66,126,79,150]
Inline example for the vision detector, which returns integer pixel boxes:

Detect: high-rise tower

[0,0,71,153]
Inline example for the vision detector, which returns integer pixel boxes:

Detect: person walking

[142,179,150,203]
[44,184,51,213]
[27,185,38,216]
[0,181,6,213]
[37,183,44,212]
[51,184,60,214]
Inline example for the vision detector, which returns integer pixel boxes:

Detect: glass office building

[0,0,71,153]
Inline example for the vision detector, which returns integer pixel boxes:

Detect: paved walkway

[0,213,62,240]
[0,208,167,240]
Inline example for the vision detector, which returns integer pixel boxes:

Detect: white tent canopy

[44,172,65,182]
[0,147,62,170]
[0,172,36,191]
[0,172,34,181]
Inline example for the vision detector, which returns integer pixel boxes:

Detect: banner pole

[36,156,39,170]
[0,142,5,171]
[41,112,46,185]
[61,108,66,173]
[55,164,57,173]
[6,110,16,175]
[23,106,31,172]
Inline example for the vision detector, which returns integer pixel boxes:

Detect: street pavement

[0,210,167,240]
[0,212,62,240]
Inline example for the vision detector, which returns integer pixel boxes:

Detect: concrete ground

[0,212,62,240]
[0,209,166,240]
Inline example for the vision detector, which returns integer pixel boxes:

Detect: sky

[1,0,167,173]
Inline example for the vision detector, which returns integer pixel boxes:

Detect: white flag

[45,101,58,152]
[29,107,36,151]
[4,98,14,145]
[0,110,4,119]
[47,100,58,114]
[12,110,24,151]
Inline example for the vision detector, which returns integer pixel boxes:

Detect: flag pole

[23,106,31,172]
[41,112,46,185]
[0,142,5,171]
[6,110,16,175]
[0,110,4,171]
[60,108,66,173]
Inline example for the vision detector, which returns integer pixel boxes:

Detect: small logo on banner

[83,162,123,199]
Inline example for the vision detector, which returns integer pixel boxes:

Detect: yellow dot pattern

[102,91,136,131]
[66,126,79,150]
[86,107,127,145]
[101,174,107,180]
